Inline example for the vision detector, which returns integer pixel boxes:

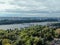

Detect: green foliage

[0,25,58,45]
[2,39,11,45]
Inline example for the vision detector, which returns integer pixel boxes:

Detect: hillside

[0,17,60,25]
[0,25,59,45]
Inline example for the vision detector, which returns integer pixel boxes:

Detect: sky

[0,0,60,17]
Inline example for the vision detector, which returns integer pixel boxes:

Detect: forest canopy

[0,25,60,45]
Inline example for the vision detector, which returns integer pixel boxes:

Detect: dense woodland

[0,18,59,25]
[0,25,60,45]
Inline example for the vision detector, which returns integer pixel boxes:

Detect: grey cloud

[0,0,60,13]
[9,0,60,11]
[0,2,5,4]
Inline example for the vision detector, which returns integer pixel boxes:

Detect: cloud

[0,0,60,17]
[0,0,48,12]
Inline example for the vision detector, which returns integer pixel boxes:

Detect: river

[0,22,60,30]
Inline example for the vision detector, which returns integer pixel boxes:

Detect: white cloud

[0,0,48,12]
[0,0,60,13]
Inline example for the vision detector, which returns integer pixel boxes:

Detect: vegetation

[0,17,59,25]
[0,25,60,45]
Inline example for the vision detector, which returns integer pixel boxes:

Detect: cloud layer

[0,0,60,17]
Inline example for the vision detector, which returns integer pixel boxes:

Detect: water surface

[0,22,59,30]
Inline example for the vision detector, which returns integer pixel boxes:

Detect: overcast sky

[0,0,60,17]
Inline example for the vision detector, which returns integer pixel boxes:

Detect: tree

[2,39,11,45]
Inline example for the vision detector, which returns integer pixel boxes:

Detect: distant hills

[0,17,60,25]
